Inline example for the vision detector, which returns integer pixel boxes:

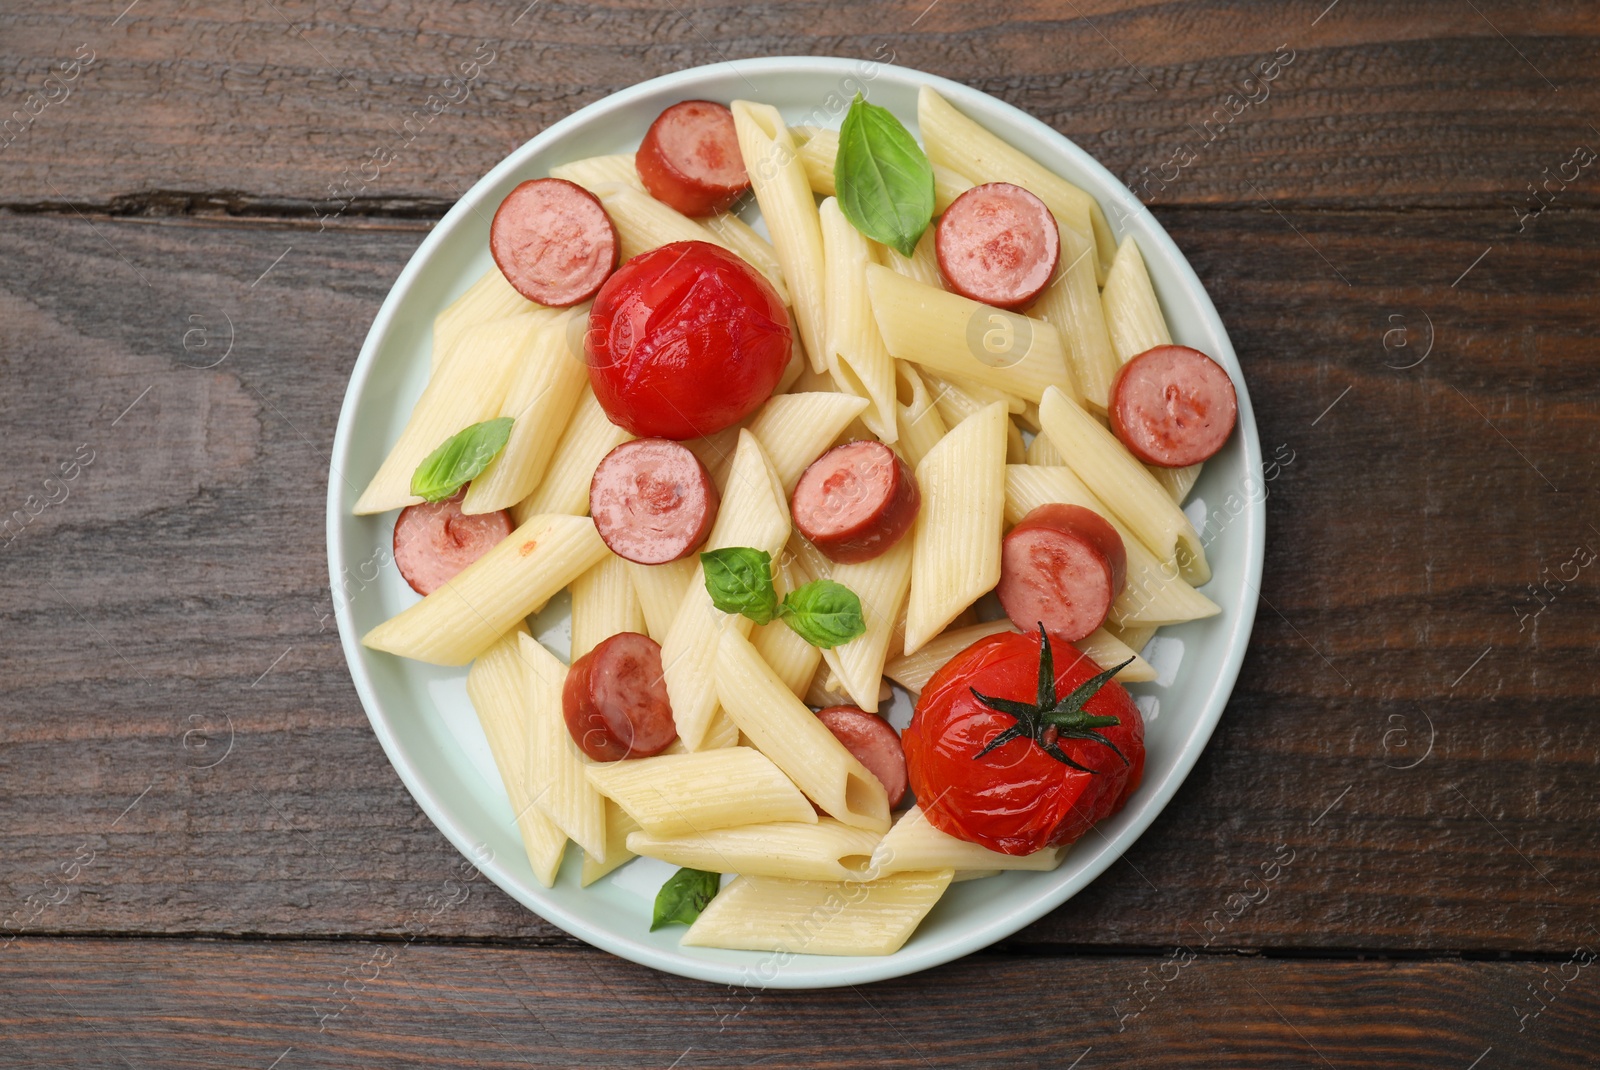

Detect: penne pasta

[625,556,697,644]
[681,870,954,956]
[569,551,645,660]
[1106,621,1158,655]
[750,553,822,698]
[584,747,816,836]
[866,264,1078,405]
[432,266,543,371]
[1100,235,1172,366]
[893,361,948,470]
[1034,203,1120,412]
[548,152,646,193]
[715,628,891,833]
[362,513,608,665]
[921,371,1028,464]
[737,391,871,494]
[1076,627,1157,682]
[1025,424,1067,466]
[819,197,898,442]
[918,85,1114,284]
[732,100,827,372]
[883,619,1015,695]
[1038,386,1210,585]
[355,313,547,515]
[869,806,1066,876]
[881,227,945,289]
[1004,464,1219,626]
[462,308,591,514]
[819,535,913,712]
[661,430,792,750]
[581,801,641,887]
[626,818,881,882]
[518,632,608,862]
[464,627,567,888]
[511,386,632,523]
[1148,461,1203,504]
[903,402,1008,654]
[701,211,790,305]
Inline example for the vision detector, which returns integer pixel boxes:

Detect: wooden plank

[0,210,1596,952]
[0,3,1596,208]
[2,938,1596,1067]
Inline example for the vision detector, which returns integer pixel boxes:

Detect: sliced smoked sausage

[392,491,514,597]
[998,503,1127,642]
[815,706,908,808]
[935,182,1060,310]
[589,438,719,564]
[563,631,678,761]
[490,177,618,306]
[791,440,920,564]
[636,100,750,217]
[1109,344,1238,467]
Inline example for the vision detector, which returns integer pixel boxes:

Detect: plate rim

[326,54,1265,989]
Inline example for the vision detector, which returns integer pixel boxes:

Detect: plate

[326,56,1264,989]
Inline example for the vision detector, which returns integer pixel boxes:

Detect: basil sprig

[834,93,935,257]
[700,547,868,649]
[410,418,513,502]
[651,867,720,930]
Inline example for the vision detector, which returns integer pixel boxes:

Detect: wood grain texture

[3,938,1597,1068]
[0,2,1597,210]
[1,209,1595,953]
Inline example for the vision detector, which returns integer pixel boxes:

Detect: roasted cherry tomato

[902,625,1144,855]
[584,240,791,440]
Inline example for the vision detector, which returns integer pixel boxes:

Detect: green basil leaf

[410,418,514,502]
[700,547,780,625]
[651,867,720,930]
[835,93,935,257]
[778,579,868,649]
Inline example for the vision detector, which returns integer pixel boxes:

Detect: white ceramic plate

[327,56,1264,989]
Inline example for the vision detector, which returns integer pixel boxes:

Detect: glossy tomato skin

[902,630,1145,855]
[585,240,791,440]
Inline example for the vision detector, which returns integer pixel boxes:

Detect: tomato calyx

[969,623,1136,774]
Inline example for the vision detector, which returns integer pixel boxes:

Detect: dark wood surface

[2,2,1598,1066]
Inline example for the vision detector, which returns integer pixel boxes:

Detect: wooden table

[3,3,1597,1066]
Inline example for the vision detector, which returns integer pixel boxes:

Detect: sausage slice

[589,438,719,564]
[815,706,907,808]
[636,100,750,217]
[392,491,513,596]
[563,631,678,761]
[490,177,618,306]
[1109,344,1239,467]
[791,441,920,564]
[998,504,1127,642]
[935,182,1060,310]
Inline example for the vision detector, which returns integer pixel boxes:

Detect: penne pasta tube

[1004,464,1219,626]
[819,535,913,713]
[903,402,1008,654]
[1025,424,1067,466]
[464,627,567,888]
[1033,203,1120,412]
[819,197,898,442]
[432,265,543,371]
[661,430,792,750]
[681,870,954,956]
[462,308,591,514]
[548,152,645,193]
[1076,627,1157,682]
[1106,621,1158,654]
[584,747,816,836]
[716,628,891,833]
[626,818,882,882]
[918,85,1114,284]
[581,801,641,887]
[893,361,948,470]
[737,390,870,494]
[625,556,697,644]
[355,312,547,515]
[511,386,632,523]
[518,633,608,862]
[1038,387,1210,585]
[880,227,944,290]
[732,100,828,371]
[362,513,608,665]
[865,264,1078,405]
[869,806,1066,876]
[920,371,1029,464]
[701,211,790,305]
[569,551,645,660]
[1100,235,1172,365]
[1148,461,1203,504]
[883,619,1015,695]
[750,551,821,698]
